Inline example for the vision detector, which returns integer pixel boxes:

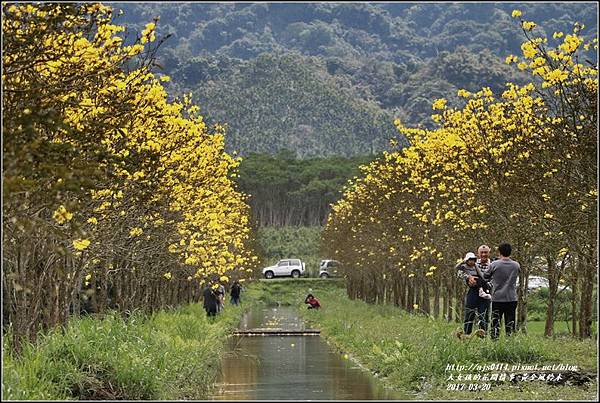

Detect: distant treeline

[236,151,374,226]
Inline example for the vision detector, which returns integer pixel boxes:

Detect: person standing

[230,280,242,305]
[216,282,226,312]
[484,243,520,339]
[203,282,218,317]
[456,252,491,337]
[475,245,492,278]
[470,245,494,332]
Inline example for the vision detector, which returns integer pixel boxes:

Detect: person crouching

[305,294,321,309]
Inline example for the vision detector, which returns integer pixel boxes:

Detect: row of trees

[256,226,322,277]
[323,14,597,338]
[237,151,374,226]
[2,3,259,347]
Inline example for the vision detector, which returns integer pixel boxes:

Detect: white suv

[262,259,305,279]
[319,260,340,278]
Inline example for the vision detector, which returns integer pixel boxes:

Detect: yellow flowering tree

[323,14,597,337]
[2,3,259,345]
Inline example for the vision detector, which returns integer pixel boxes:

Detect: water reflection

[210,307,406,400]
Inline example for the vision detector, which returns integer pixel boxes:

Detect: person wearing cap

[456,252,491,336]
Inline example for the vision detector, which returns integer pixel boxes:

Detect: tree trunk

[444,278,452,321]
[544,255,558,337]
[454,281,463,323]
[578,252,595,338]
[571,268,578,336]
[407,277,414,312]
[400,277,407,309]
[517,257,530,333]
[413,279,420,312]
[421,280,430,314]
[393,276,401,306]
[433,279,440,318]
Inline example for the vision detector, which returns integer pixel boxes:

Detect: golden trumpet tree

[324,13,597,337]
[2,3,259,345]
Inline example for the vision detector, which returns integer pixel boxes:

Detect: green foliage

[237,152,374,226]
[527,288,573,322]
[113,3,597,157]
[2,305,245,400]
[527,288,597,323]
[190,53,398,157]
[238,152,368,274]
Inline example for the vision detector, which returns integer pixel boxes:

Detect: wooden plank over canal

[233,328,321,336]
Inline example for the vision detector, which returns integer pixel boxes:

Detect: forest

[113,2,597,157]
[236,151,373,226]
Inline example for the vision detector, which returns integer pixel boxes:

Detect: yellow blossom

[521,41,538,59]
[522,21,537,31]
[53,205,73,224]
[129,227,143,237]
[73,239,91,250]
[432,98,447,110]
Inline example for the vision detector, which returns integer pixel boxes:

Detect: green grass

[244,279,598,400]
[2,303,249,400]
[4,279,596,400]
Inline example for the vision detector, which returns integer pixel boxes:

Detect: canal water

[210,306,406,400]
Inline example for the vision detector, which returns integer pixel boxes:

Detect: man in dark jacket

[230,280,242,305]
[456,251,491,336]
[203,282,218,317]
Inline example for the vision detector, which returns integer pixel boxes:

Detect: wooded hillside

[114,2,597,157]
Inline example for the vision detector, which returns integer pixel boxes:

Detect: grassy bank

[2,303,248,400]
[245,279,597,400]
[4,279,596,400]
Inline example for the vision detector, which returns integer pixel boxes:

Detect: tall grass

[5,279,595,400]
[2,303,245,400]
[245,279,596,394]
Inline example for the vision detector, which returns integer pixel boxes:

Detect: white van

[262,259,305,279]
